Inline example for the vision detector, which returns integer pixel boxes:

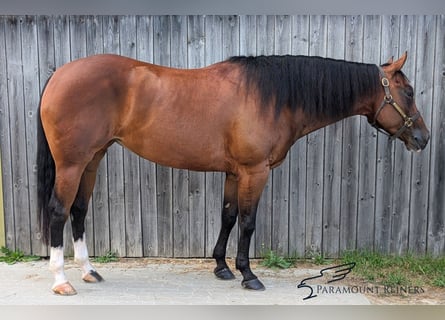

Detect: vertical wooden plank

[390,15,417,255]
[170,15,190,258]
[221,15,239,258]
[305,15,327,257]
[187,15,206,257]
[356,15,380,251]
[254,15,274,257]
[322,15,346,258]
[0,17,9,249]
[136,15,158,257]
[85,15,110,256]
[70,16,86,60]
[204,15,224,258]
[153,15,173,257]
[375,15,400,254]
[0,149,4,248]
[5,16,32,253]
[340,15,363,253]
[410,15,435,255]
[323,15,346,255]
[289,14,310,258]
[21,15,43,255]
[119,15,143,257]
[427,14,445,256]
[272,15,291,256]
[103,16,126,256]
[239,15,256,56]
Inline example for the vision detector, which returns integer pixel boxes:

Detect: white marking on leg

[73,233,95,277]
[49,246,68,288]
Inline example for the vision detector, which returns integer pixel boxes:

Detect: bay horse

[37,52,429,295]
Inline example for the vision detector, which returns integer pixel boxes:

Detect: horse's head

[370,52,430,152]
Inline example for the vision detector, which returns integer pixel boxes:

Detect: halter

[371,67,420,141]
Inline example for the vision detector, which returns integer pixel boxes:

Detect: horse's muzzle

[405,128,430,152]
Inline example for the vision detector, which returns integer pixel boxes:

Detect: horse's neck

[291,99,374,142]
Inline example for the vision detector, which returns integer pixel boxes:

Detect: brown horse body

[37,53,429,295]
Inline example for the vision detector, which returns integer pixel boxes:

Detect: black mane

[228,55,380,119]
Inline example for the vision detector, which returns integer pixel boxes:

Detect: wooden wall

[0,15,444,258]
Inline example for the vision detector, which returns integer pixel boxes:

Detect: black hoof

[241,278,266,291]
[83,270,104,283]
[214,267,236,280]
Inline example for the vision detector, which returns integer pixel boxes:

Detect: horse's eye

[405,87,414,99]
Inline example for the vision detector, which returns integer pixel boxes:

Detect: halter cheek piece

[371,67,420,141]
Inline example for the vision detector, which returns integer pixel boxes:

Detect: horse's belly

[120,134,228,172]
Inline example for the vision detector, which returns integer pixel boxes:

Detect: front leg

[213,173,238,280]
[235,166,270,290]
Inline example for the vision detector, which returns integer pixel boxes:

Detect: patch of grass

[432,275,445,287]
[339,250,445,289]
[0,246,41,265]
[383,271,409,287]
[92,251,119,263]
[261,250,295,269]
[306,250,328,265]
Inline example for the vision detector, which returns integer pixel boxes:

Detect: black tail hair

[37,77,55,246]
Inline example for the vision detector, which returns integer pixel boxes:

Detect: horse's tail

[37,78,55,246]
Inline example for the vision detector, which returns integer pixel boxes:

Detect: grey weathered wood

[356,15,380,251]
[21,16,43,255]
[0,16,16,251]
[0,15,444,259]
[271,15,292,256]
[305,15,327,257]
[322,15,346,258]
[339,15,363,253]
[375,15,400,254]
[410,15,436,255]
[5,16,32,254]
[389,15,416,255]
[427,14,445,257]
[289,15,310,258]
[253,15,274,257]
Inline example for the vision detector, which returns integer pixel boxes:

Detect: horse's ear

[386,56,394,64]
[386,51,408,75]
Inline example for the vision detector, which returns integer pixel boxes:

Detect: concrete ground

[0,258,370,305]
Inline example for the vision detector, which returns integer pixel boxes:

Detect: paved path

[0,258,370,305]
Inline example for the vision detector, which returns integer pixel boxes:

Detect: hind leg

[49,165,85,295]
[71,151,106,283]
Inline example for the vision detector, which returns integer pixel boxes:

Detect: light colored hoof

[82,270,104,283]
[52,282,77,296]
